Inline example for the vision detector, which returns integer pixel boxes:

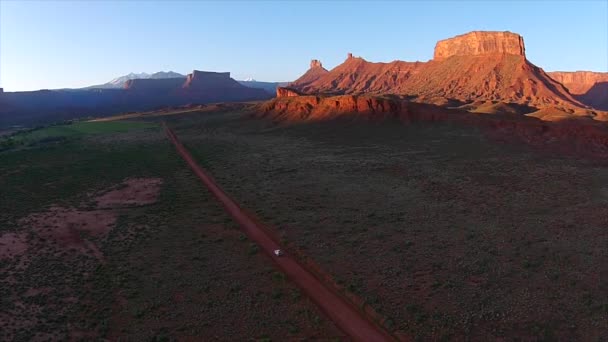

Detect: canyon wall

[548,71,608,94]
[434,31,526,60]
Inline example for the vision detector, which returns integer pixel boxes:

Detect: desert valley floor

[1,107,608,340]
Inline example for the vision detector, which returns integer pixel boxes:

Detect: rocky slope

[290,31,585,110]
[548,71,608,110]
[289,59,329,89]
[276,87,302,97]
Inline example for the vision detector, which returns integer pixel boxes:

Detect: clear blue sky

[1,0,606,91]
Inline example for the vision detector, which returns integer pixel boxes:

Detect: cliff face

[123,71,242,91]
[289,31,585,109]
[259,95,608,158]
[547,71,608,94]
[433,31,525,60]
[183,70,240,89]
[547,71,608,110]
[124,78,185,91]
[276,87,302,97]
[310,59,323,69]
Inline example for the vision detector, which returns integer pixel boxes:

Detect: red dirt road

[164,123,396,341]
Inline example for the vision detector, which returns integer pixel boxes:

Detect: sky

[0,0,607,91]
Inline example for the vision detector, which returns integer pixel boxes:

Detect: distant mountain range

[86,71,187,89]
[0,70,275,128]
[86,72,287,95]
[237,80,289,94]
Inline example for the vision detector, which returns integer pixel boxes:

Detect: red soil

[95,177,162,209]
[21,207,116,262]
[2,177,164,341]
[16,178,162,262]
[164,123,397,341]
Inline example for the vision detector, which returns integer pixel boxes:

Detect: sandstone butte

[125,70,247,91]
[122,69,270,105]
[284,31,602,112]
[434,31,525,60]
[264,31,608,157]
[288,59,329,89]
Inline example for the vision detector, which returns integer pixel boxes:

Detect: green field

[1,121,157,148]
[0,121,165,223]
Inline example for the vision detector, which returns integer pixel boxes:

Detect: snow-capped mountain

[107,73,151,87]
[149,71,185,79]
[85,71,287,94]
[87,71,186,89]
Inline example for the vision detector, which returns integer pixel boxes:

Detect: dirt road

[164,123,396,341]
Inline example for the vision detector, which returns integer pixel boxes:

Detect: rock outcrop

[434,31,526,60]
[289,59,329,89]
[289,31,586,110]
[258,95,608,158]
[183,70,240,89]
[276,87,302,97]
[123,71,245,91]
[548,71,608,110]
[310,59,323,69]
[548,71,608,94]
[124,78,185,91]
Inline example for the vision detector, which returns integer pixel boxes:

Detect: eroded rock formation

[289,59,329,89]
[310,59,323,69]
[548,71,608,110]
[183,70,239,89]
[548,71,608,94]
[276,87,302,97]
[289,31,587,110]
[258,95,608,158]
[434,31,525,60]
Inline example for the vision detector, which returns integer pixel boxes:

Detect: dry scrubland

[0,121,340,341]
[166,110,608,340]
[2,107,608,341]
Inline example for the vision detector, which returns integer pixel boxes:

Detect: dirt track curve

[164,123,396,341]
